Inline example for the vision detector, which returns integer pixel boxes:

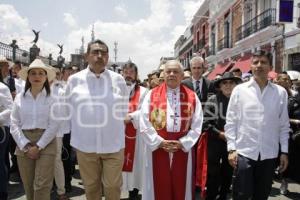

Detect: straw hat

[18,59,56,81]
[0,55,9,64]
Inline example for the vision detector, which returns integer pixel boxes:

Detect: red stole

[196,132,208,198]
[149,83,196,200]
[122,86,141,172]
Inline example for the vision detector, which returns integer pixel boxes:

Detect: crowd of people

[0,39,299,200]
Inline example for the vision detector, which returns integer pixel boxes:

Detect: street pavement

[8,166,300,200]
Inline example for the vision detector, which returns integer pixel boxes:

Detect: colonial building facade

[175,0,300,80]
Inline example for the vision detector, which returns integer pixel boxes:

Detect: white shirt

[225,78,290,161]
[65,67,129,153]
[140,86,203,152]
[192,77,203,91]
[15,78,25,94]
[0,82,13,126]
[10,89,60,150]
[51,80,69,137]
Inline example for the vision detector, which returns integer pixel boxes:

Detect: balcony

[217,37,231,51]
[193,38,206,52]
[236,8,276,41]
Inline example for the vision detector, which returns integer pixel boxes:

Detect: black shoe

[65,183,72,193]
[0,192,8,200]
[129,188,139,200]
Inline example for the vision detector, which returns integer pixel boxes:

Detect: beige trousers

[16,129,56,200]
[76,149,124,200]
[54,137,65,195]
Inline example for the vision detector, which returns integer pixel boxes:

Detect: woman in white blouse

[10,59,59,200]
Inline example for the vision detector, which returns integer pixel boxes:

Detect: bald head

[163,60,184,89]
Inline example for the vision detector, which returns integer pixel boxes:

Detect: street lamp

[9,39,18,62]
[48,53,53,65]
[111,63,118,72]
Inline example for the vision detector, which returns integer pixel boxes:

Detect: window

[224,13,231,48]
[262,0,271,11]
[244,0,253,21]
[211,24,216,54]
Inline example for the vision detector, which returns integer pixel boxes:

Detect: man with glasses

[140,60,203,199]
[65,39,129,200]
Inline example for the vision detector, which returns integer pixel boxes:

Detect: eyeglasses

[90,50,108,56]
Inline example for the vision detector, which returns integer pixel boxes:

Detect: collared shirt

[15,78,25,94]
[192,77,203,92]
[140,86,203,152]
[10,89,59,150]
[65,67,129,153]
[225,78,290,161]
[0,82,13,126]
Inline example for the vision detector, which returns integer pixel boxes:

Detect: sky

[0,0,204,79]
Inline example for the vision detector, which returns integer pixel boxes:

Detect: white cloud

[182,0,204,25]
[63,13,78,29]
[0,4,29,36]
[0,5,61,61]
[114,4,128,17]
[42,22,48,27]
[0,1,197,79]
[65,0,175,79]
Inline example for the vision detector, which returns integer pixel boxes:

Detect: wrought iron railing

[236,8,276,41]
[0,41,60,65]
[0,41,29,63]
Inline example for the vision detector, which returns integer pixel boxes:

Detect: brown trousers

[76,149,124,200]
[16,129,56,200]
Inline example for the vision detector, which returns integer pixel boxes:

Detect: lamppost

[48,53,53,65]
[9,39,18,62]
[111,63,118,72]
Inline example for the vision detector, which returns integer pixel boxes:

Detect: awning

[207,62,233,80]
[232,55,252,73]
[268,70,277,80]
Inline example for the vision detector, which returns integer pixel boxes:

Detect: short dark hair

[252,50,273,66]
[14,60,22,68]
[86,39,109,54]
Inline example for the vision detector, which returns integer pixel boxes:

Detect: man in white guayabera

[225,50,290,200]
[64,39,129,200]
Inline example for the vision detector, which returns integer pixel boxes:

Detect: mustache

[125,77,135,86]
